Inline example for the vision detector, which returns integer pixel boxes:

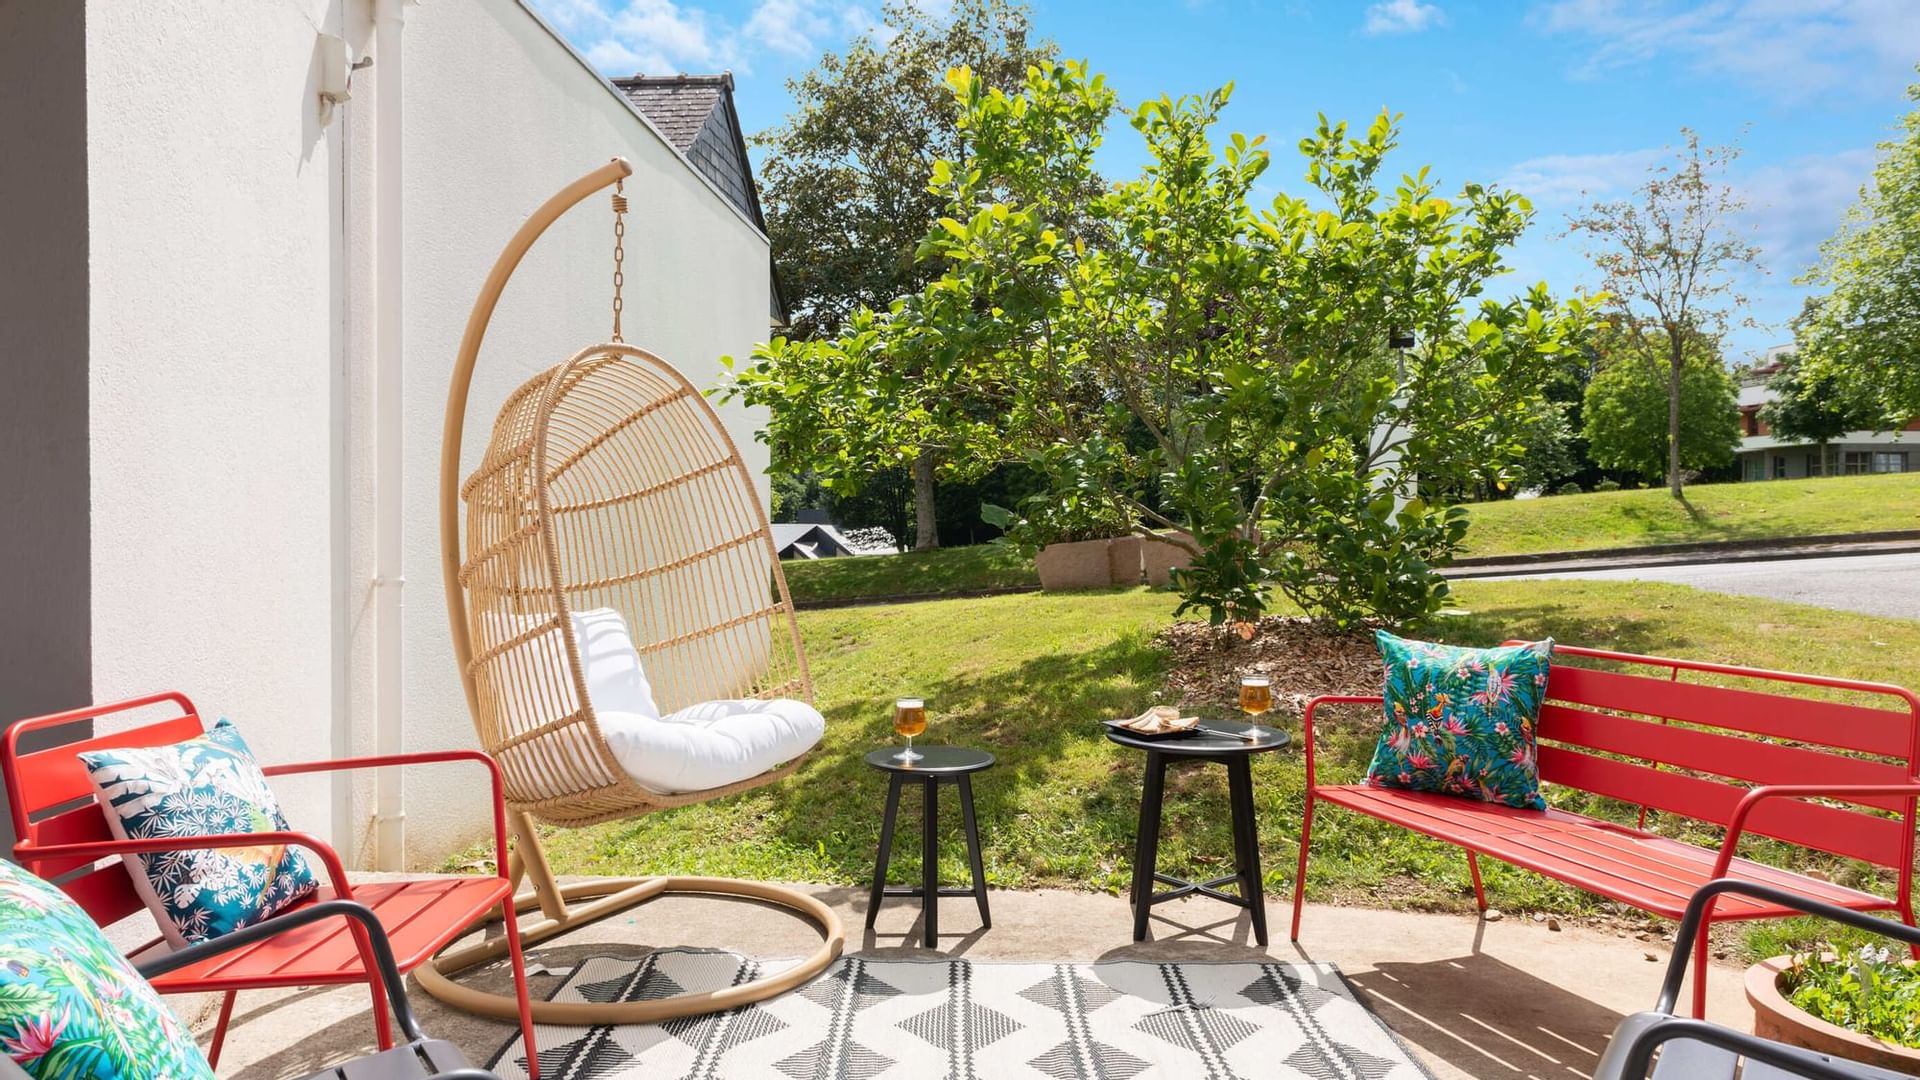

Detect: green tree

[1762,349,1879,477]
[1797,76,1920,424]
[737,63,1590,627]
[1567,132,1759,500]
[752,0,1054,550]
[1583,326,1740,482]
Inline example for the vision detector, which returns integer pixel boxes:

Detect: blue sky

[533,0,1920,361]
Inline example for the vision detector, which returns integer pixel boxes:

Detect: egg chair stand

[416,157,843,1025]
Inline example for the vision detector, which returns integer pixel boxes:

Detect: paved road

[1491,551,1920,621]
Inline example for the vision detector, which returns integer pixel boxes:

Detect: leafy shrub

[1552,481,1584,496]
[1594,478,1622,493]
[1782,946,1920,1049]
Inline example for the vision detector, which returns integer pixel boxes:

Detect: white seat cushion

[598,699,825,794]
[572,607,659,719]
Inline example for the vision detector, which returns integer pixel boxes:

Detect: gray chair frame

[1595,878,1920,1079]
[132,899,501,1080]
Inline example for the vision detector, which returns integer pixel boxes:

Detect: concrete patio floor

[214,882,1752,1080]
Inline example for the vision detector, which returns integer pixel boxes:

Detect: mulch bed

[1155,615,1384,719]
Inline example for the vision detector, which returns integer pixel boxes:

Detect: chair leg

[867,776,904,929]
[500,894,541,1080]
[205,990,238,1068]
[958,775,990,929]
[1290,793,1315,942]
[1691,912,1713,1019]
[1466,851,1487,912]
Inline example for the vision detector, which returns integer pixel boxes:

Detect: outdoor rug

[488,948,1433,1079]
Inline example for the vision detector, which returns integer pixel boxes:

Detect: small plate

[1102,718,1201,740]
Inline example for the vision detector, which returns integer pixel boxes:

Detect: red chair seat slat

[1315,785,1893,920]
[148,877,510,992]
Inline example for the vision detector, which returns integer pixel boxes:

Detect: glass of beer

[1239,675,1272,738]
[893,697,927,763]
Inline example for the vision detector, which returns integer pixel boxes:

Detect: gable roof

[612,73,787,326]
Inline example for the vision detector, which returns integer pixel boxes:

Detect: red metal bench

[1290,644,1920,1019]
[3,691,540,1075]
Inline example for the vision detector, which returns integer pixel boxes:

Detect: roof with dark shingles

[611,74,731,153]
[614,73,786,325]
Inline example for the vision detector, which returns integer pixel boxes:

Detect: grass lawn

[1460,471,1920,557]
[775,473,1920,603]
[525,579,1920,959]
[783,542,1035,603]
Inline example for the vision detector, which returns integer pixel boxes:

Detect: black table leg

[958,775,990,928]
[1226,754,1268,946]
[1131,751,1167,941]
[921,777,939,947]
[867,775,904,929]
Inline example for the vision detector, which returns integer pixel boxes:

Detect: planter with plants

[985,494,1142,591]
[1746,944,1920,1072]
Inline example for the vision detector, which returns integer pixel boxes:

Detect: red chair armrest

[18,830,356,899]
[261,750,511,881]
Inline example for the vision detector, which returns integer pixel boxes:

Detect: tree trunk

[1817,438,1829,477]
[912,449,940,551]
[1667,351,1684,499]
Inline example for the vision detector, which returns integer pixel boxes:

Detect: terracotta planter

[1036,538,1117,591]
[1142,530,1194,587]
[1107,535,1145,586]
[1747,955,1920,1073]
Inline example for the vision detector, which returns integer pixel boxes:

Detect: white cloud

[530,0,894,76]
[1363,0,1446,34]
[1531,0,1920,102]
[1734,147,1875,277]
[1498,147,1667,205]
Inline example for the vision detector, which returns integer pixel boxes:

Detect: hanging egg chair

[417,158,843,1024]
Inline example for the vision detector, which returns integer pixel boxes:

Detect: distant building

[1736,345,1914,480]
[769,523,867,560]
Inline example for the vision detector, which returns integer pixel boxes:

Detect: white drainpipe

[372,0,407,871]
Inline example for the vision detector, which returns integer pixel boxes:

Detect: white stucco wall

[83,0,345,835]
[72,0,771,868]
[397,0,772,862]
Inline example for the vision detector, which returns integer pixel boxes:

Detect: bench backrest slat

[1538,746,1908,867]
[1528,646,1919,873]
[1546,662,1914,758]
[1540,704,1915,813]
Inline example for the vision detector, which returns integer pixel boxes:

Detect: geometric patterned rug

[487,949,1433,1079]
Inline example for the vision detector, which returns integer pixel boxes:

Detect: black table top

[1103,716,1291,756]
[864,745,996,775]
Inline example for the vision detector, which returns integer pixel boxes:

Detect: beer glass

[893,697,927,763]
[1238,676,1272,738]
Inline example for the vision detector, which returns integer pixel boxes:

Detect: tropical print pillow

[79,719,318,946]
[0,858,213,1080]
[1364,631,1554,810]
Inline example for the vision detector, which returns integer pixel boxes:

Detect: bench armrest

[1713,783,1920,877]
[1595,1011,1906,1080]
[17,830,356,900]
[1301,696,1382,791]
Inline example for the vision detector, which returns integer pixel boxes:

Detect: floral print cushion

[0,858,213,1079]
[1364,631,1554,810]
[79,719,318,947]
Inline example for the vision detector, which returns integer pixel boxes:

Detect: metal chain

[611,178,628,342]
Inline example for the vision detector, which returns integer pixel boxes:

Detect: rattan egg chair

[416,158,843,1025]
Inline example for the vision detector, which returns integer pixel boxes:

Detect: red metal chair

[3,691,540,1076]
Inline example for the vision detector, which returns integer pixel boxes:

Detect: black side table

[1105,722,1290,945]
[864,746,994,947]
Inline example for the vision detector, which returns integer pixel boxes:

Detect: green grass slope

[1460,472,1920,557]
